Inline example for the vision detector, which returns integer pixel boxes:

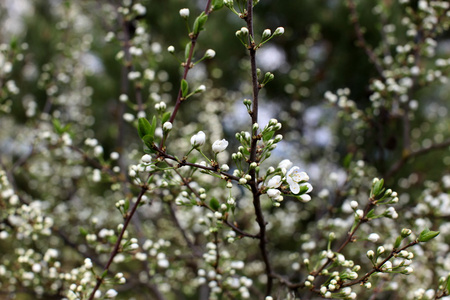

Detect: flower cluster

[265,162,313,204]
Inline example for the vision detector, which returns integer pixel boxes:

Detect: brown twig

[160,0,213,149]
[245,0,273,296]
[87,186,152,300]
[347,0,385,78]
[384,138,450,179]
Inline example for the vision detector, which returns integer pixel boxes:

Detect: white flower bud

[141,154,152,163]
[367,233,380,243]
[179,8,190,18]
[274,27,285,36]
[167,46,175,53]
[262,29,272,40]
[191,131,206,147]
[163,122,172,131]
[119,94,128,102]
[196,85,206,93]
[205,49,216,58]
[212,139,229,153]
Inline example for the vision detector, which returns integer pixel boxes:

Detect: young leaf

[371,178,384,198]
[193,12,208,35]
[124,199,130,212]
[393,236,403,249]
[210,197,220,211]
[79,227,88,237]
[418,228,440,242]
[181,79,189,97]
[212,0,224,10]
[343,153,353,169]
[185,41,192,61]
[262,131,274,142]
[138,118,152,139]
[150,115,157,135]
[162,111,171,124]
[142,134,155,149]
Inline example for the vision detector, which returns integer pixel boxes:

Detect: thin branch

[154,146,240,182]
[347,0,385,78]
[245,0,273,296]
[385,138,450,179]
[340,240,418,287]
[161,0,213,149]
[87,185,161,300]
[168,201,202,257]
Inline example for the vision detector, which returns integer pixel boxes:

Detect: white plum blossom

[267,175,282,188]
[212,139,229,153]
[105,289,118,298]
[286,166,310,194]
[191,131,206,147]
[368,233,380,242]
[267,189,281,199]
[278,159,293,171]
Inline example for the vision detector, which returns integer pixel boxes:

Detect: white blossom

[191,131,206,147]
[212,139,229,153]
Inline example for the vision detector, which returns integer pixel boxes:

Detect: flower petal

[289,181,300,194]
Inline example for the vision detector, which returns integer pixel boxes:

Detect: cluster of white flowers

[264,159,313,205]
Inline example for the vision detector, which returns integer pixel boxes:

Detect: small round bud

[274,27,285,36]
[163,122,172,131]
[168,46,175,53]
[262,29,272,40]
[179,8,190,18]
[119,94,128,102]
[141,154,152,163]
[195,85,206,93]
[205,49,216,59]
[401,228,412,238]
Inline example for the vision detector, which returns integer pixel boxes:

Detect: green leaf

[142,134,155,149]
[210,197,220,211]
[446,276,450,293]
[193,12,208,34]
[262,131,274,142]
[394,236,403,249]
[138,118,152,139]
[299,184,310,194]
[343,153,353,169]
[79,227,88,237]
[212,0,224,10]
[371,178,384,198]
[124,199,130,212]
[418,228,440,242]
[185,41,192,61]
[150,115,157,135]
[52,119,62,134]
[365,208,376,219]
[181,79,189,97]
[162,111,171,124]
